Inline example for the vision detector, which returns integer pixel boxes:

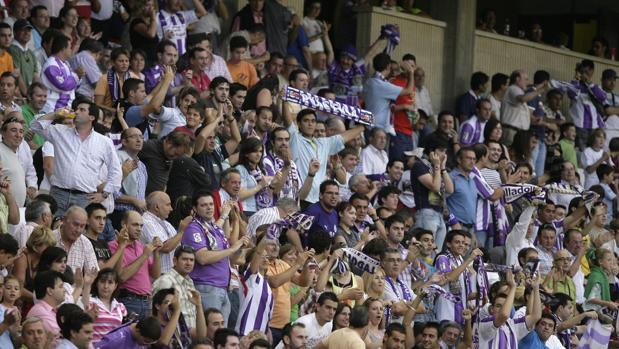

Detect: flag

[576,319,612,349]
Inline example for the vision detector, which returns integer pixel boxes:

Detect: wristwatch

[101,192,110,199]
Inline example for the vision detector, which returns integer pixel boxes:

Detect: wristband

[308,173,315,177]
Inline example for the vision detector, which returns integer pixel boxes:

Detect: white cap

[403,148,424,158]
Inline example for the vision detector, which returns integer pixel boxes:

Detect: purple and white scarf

[265,212,315,241]
[249,167,273,210]
[107,69,131,104]
[380,24,400,54]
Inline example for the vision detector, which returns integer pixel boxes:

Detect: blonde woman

[362,268,385,299]
[12,226,56,311]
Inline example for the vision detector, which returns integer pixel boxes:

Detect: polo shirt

[501,85,530,130]
[446,168,478,225]
[26,300,59,333]
[94,323,142,349]
[288,123,344,203]
[109,239,153,296]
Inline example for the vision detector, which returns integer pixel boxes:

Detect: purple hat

[341,45,358,61]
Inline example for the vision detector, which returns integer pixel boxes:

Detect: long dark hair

[238,137,265,172]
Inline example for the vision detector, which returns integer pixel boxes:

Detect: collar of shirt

[11,40,28,52]
[468,90,478,99]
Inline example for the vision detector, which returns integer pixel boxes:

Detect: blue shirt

[287,26,310,68]
[446,168,478,225]
[362,75,403,129]
[455,90,478,120]
[518,330,549,349]
[288,123,345,203]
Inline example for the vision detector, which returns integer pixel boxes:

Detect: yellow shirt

[0,51,14,75]
[267,259,292,329]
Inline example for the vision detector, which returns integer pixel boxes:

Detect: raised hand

[188,289,202,306]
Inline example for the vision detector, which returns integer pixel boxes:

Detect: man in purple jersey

[95,317,161,349]
[303,179,340,240]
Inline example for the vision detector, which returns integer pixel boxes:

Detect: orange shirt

[266,259,292,329]
[227,60,258,88]
[0,51,14,75]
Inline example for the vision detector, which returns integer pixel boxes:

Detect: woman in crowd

[129,49,147,81]
[79,268,126,343]
[235,137,276,216]
[363,297,385,349]
[332,302,352,331]
[95,47,135,112]
[334,201,363,249]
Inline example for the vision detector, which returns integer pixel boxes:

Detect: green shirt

[7,43,37,86]
[559,139,577,169]
[21,103,44,147]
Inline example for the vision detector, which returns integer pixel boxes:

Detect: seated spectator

[95,316,162,349]
[227,36,258,89]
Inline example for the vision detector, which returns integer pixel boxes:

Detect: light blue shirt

[236,164,259,212]
[446,168,478,225]
[0,305,12,349]
[55,339,79,349]
[362,75,403,129]
[288,123,345,203]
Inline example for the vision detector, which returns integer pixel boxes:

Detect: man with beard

[303,180,340,238]
[421,111,460,170]
[279,323,308,349]
[204,76,230,110]
[264,127,318,202]
[21,82,47,148]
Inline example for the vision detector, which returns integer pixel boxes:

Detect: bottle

[503,19,510,36]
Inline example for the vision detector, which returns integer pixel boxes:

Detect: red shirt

[391,75,415,136]
[186,69,211,93]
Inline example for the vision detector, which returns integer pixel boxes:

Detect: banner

[266,212,314,242]
[342,248,380,275]
[282,86,375,126]
[576,319,612,349]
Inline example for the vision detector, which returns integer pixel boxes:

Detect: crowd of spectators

[0,1,613,349]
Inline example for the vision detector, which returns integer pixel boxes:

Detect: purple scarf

[107,69,130,104]
[380,24,400,54]
[249,167,273,210]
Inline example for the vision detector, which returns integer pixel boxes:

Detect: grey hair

[25,200,51,222]
[348,174,366,188]
[276,198,299,212]
[22,316,43,328]
[64,205,86,219]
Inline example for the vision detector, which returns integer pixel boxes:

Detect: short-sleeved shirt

[141,211,177,274]
[446,168,478,225]
[152,268,198,329]
[476,316,531,349]
[0,51,14,75]
[156,10,199,56]
[54,230,100,274]
[94,323,142,349]
[501,85,530,130]
[303,202,339,238]
[288,123,345,203]
[409,160,441,211]
[68,50,102,98]
[87,236,112,262]
[150,106,186,139]
[227,60,258,88]
[181,218,230,288]
[363,75,403,130]
[287,26,310,68]
[455,90,477,119]
[295,313,332,349]
[109,240,153,296]
[26,300,59,334]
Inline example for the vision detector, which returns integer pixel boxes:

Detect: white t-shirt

[151,106,186,139]
[476,315,530,349]
[501,85,530,130]
[295,313,333,349]
[582,147,613,189]
[302,17,324,53]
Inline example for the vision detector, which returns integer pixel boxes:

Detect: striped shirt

[459,115,486,146]
[141,211,177,274]
[156,9,199,56]
[40,56,78,113]
[566,80,606,129]
[247,207,281,238]
[476,315,530,349]
[81,297,126,343]
[434,252,472,325]
[236,266,274,336]
[54,229,100,274]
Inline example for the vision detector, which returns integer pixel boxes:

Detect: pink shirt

[109,240,153,295]
[26,300,59,333]
[82,297,127,343]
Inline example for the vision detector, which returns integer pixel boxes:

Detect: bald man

[142,191,190,273]
[54,205,100,273]
[109,210,163,319]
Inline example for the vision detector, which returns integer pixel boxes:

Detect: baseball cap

[13,19,33,32]
[602,69,617,80]
[341,45,358,61]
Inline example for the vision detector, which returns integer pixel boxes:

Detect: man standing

[143,40,183,106]
[8,19,37,95]
[363,53,414,135]
[459,99,492,147]
[141,191,187,274]
[390,53,418,161]
[21,82,47,148]
[0,23,14,75]
[29,6,50,50]
[282,108,364,204]
[303,180,340,238]
[54,206,100,273]
[181,192,248,325]
[156,0,207,56]
[447,148,479,235]
[421,112,460,170]
[152,245,200,329]
[455,72,488,123]
[0,116,27,207]
[40,35,79,113]
[112,127,148,227]
[110,211,163,319]
[31,100,122,216]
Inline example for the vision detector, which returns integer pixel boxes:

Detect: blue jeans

[227,288,240,330]
[196,284,231,326]
[389,131,414,162]
[118,295,151,320]
[414,208,447,251]
[50,186,92,218]
[531,141,547,177]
